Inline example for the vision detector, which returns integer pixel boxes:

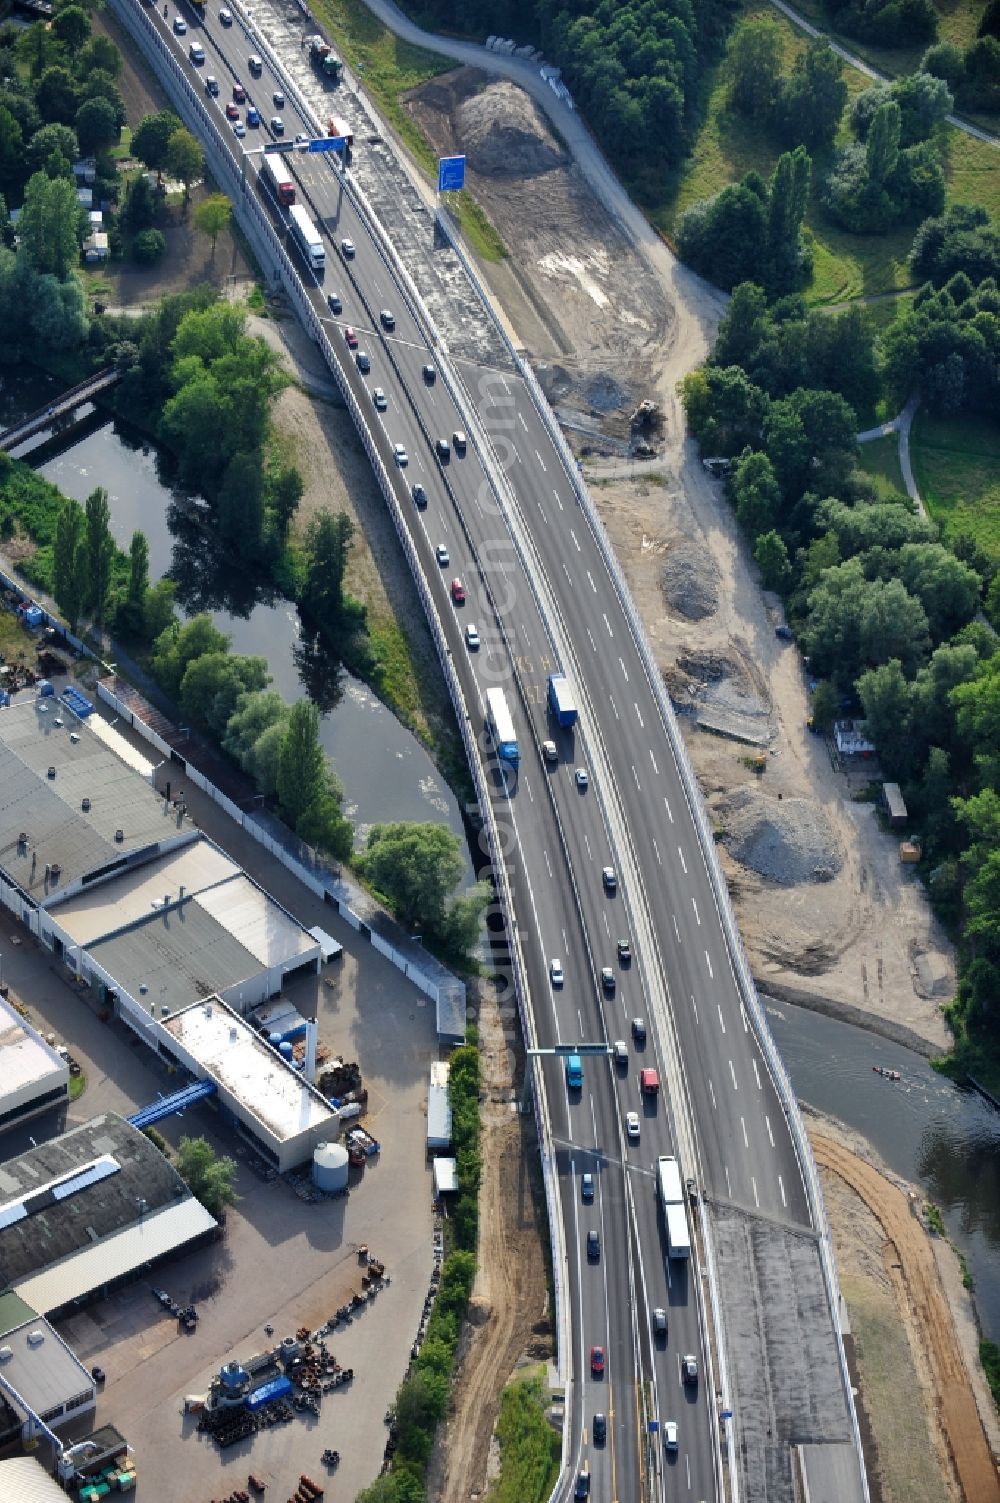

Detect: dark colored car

[617,938,631,965]
[593,1413,607,1445]
[581,1171,594,1202]
[586,1229,600,1262]
[435,437,451,462]
[327,293,343,315]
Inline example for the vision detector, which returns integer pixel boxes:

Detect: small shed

[834,719,876,757]
[433,1157,458,1196]
[72,159,97,184]
[88,210,104,229]
[17,603,44,630]
[881,781,907,828]
[82,232,108,264]
[76,186,93,208]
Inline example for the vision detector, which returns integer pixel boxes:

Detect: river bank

[808,1109,1000,1502]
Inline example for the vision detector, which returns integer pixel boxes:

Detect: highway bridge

[104,3,869,1498]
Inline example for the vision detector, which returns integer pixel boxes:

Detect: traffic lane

[515,452,810,1220]
[629,1165,717,1499]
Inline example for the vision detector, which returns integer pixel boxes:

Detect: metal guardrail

[104,0,575,1477]
[433,204,869,1502]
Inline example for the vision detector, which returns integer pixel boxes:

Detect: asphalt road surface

[144,7,862,1499]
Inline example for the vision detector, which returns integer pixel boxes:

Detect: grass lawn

[910,408,1000,558]
[0,610,38,663]
[857,433,907,499]
[781,0,987,79]
[660,4,999,307]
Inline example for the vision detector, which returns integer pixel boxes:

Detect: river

[5,378,999,1340]
[4,387,469,865]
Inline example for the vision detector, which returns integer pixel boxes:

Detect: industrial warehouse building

[158,997,338,1172]
[0,993,68,1136]
[0,1296,95,1447]
[0,698,322,1037]
[0,1115,216,1318]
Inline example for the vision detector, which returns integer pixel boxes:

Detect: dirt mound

[720,787,843,885]
[662,542,719,621]
[456,81,567,178]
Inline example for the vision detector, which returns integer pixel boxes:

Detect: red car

[225,102,240,121]
[233,82,246,102]
[344,326,358,349]
[450,578,466,604]
[590,1345,605,1376]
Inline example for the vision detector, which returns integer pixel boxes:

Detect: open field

[858,434,907,500]
[659,3,1000,306]
[910,409,1000,558]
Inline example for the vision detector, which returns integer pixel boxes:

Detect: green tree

[276,698,327,825]
[952,654,1000,787]
[0,107,24,191]
[84,485,115,625]
[52,496,86,629]
[866,98,901,188]
[152,613,229,694]
[193,191,231,253]
[132,227,165,264]
[36,64,78,124]
[753,530,791,591]
[679,365,768,455]
[892,70,952,145]
[179,652,269,734]
[776,39,847,151]
[732,449,780,538]
[122,171,157,234]
[767,147,811,292]
[175,1135,238,1219]
[75,94,117,155]
[805,559,930,682]
[713,282,769,369]
[142,577,177,641]
[727,18,783,116]
[300,509,355,629]
[25,122,78,178]
[131,110,180,184]
[440,881,492,958]
[895,542,981,640]
[268,463,303,537]
[953,788,1000,951]
[811,678,839,732]
[165,126,203,200]
[128,530,149,605]
[217,451,263,555]
[247,718,288,796]
[362,821,465,932]
[19,169,83,278]
[223,689,289,766]
[76,33,122,80]
[50,5,91,50]
[857,659,914,777]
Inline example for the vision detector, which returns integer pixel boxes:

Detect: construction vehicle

[308,35,342,79]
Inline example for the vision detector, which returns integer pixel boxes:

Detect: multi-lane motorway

[131,7,867,1499]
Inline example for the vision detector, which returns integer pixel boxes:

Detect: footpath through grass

[659,3,1000,307]
[910,409,1000,560]
[857,434,906,500]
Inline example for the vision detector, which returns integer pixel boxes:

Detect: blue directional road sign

[310,136,345,153]
[438,154,466,193]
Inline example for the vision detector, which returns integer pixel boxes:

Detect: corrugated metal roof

[433,1158,458,1194]
[0,701,190,899]
[0,1457,74,1502]
[196,875,317,968]
[51,840,238,945]
[0,1318,93,1417]
[427,1081,452,1148]
[0,1115,188,1287]
[13,1199,216,1315]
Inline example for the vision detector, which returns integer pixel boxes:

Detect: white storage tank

[312,1141,349,1193]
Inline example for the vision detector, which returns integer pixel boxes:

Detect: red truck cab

[640,1067,659,1096]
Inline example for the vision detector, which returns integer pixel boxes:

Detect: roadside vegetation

[357,1038,480,1503]
[491,1371,561,1503]
[981,1338,1000,1414]
[174,1135,239,1220]
[359,822,490,968]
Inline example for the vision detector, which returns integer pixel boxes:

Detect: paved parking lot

[2,711,442,1499]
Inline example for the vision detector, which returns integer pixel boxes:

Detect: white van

[189,41,205,64]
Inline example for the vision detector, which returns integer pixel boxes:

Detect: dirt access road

[813,1129,1000,1503]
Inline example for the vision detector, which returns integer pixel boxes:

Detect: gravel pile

[662,543,719,621]
[721,788,843,885]
[457,82,567,177]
